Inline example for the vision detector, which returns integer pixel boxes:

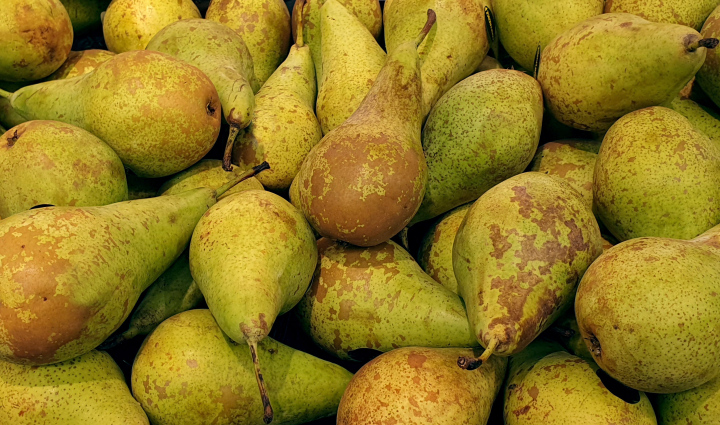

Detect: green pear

[505,344,657,425]
[293,12,433,246]
[0,350,149,424]
[189,190,318,423]
[0,50,222,178]
[233,4,323,191]
[548,310,595,362]
[412,69,543,224]
[0,164,265,365]
[453,172,603,369]
[207,0,292,86]
[60,0,112,33]
[698,7,720,108]
[476,55,503,72]
[669,96,720,143]
[126,172,164,200]
[575,224,720,393]
[0,0,73,82]
[0,81,27,129]
[315,0,386,135]
[539,13,717,132]
[605,0,718,30]
[657,375,720,425]
[529,142,597,210]
[417,203,471,294]
[296,238,478,361]
[337,347,506,425]
[46,49,116,81]
[133,309,352,425]
[504,339,564,385]
[146,19,261,171]
[594,107,720,241]
[159,159,264,200]
[102,0,201,53]
[384,0,489,117]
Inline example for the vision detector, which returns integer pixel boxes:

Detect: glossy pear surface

[159,160,263,200]
[605,0,718,30]
[697,6,720,109]
[530,142,597,210]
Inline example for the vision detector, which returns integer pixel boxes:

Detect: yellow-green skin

[315,0,385,135]
[60,0,112,34]
[102,0,201,53]
[505,349,657,425]
[146,19,260,132]
[594,107,720,241]
[189,190,318,345]
[0,187,216,365]
[552,310,595,362]
[159,159,264,200]
[670,97,720,144]
[605,0,719,31]
[0,81,27,130]
[575,224,720,393]
[46,49,116,81]
[657,375,720,425]
[529,142,597,210]
[0,350,149,424]
[0,0,73,82]
[492,0,604,71]
[296,239,478,361]
[132,309,353,425]
[417,203,471,294]
[232,33,323,191]
[384,0,489,118]
[8,50,222,178]
[207,0,291,86]
[0,121,128,218]
[453,172,604,357]
[697,7,720,109]
[538,13,707,132]
[337,347,506,425]
[412,69,543,224]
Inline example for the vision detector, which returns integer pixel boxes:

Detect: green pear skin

[296,238,478,361]
[538,13,711,132]
[657,375,720,425]
[575,224,720,393]
[0,120,128,218]
[412,69,543,224]
[697,6,720,109]
[670,96,720,143]
[594,107,720,241]
[605,0,718,30]
[0,81,28,130]
[337,347,506,425]
[46,49,116,81]
[453,172,603,360]
[529,142,597,210]
[60,0,111,34]
[132,309,353,425]
[0,350,149,424]
[159,159,264,200]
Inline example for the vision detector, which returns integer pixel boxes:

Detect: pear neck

[693,224,720,251]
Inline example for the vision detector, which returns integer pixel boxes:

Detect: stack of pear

[293,11,436,246]
[158,159,264,199]
[697,6,720,108]
[605,0,718,30]
[529,142,598,210]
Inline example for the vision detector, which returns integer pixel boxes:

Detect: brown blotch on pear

[529,142,598,210]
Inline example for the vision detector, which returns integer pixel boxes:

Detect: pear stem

[222,126,241,171]
[296,0,306,48]
[248,341,274,424]
[457,338,499,370]
[215,161,270,198]
[687,38,719,52]
[414,9,437,48]
[0,88,12,99]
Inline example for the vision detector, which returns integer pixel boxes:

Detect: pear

[697,7,720,109]
[0,164,266,365]
[417,203,471,294]
[594,107,720,241]
[453,172,603,369]
[669,96,720,143]
[657,375,720,425]
[296,238,478,361]
[46,49,116,81]
[411,69,543,224]
[529,142,597,210]
[575,224,720,393]
[384,0,489,117]
[206,0,292,86]
[60,0,111,34]
[492,0,603,72]
[102,0,201,53]
[293,12,435,246]
[337,347,506,425]
[232,2,323,191]
[315,0,386,135]
[0,350,149,424]
[189,190,318,423]
[0,0,73,82]
[0,121,127,218]
[605,0,718,31]
[0,81,27,129]
[159,159,264,200]
[127,172,164,200]
[0,50,222,178]
[539,13,717,132]
[132,309,352,425]
[146,19,260,171]
[505,343,657,425]
[476,55,503,72]
[547,310,595,362]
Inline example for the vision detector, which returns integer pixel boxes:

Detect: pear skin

[529,142,597,210]
[60,0,112,34]
[669,96,720,143]
[657,375,720,425]
[698,7,720,109]
[159,159,264,200]
[605,0,718,30]
[0,81,27,129]
[46,49,116,81]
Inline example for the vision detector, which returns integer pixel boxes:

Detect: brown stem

[215,161,270,198]
[248,341,274,424]
[295,0,306,48]
[457,338,499,370]
[222,126,240,171]
[414,9,437,47]
[688,38,719,52]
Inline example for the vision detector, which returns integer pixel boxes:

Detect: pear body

[296,239,478,361]
[669,96,720,143]
[594,107,720,241]
[0,81,28,130]
[315,0,385,134]
[453,172,603,357]
[46,49,116,81]
[60,0,111,33]
[159,159,264,200]
[206,0,291,86]
[538,13,708,132]
[529,142,597,210]
[413,69,543,224]
[657,375,720,425]
[697,7,720,109]
[132,309,353,425]
[605,0,718,30]
[575,225,720,393]
[552,310,595,362]
[337,347,506,425]
[0,350,149,424]
[0,0,73,82]
[102,0,201,53]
